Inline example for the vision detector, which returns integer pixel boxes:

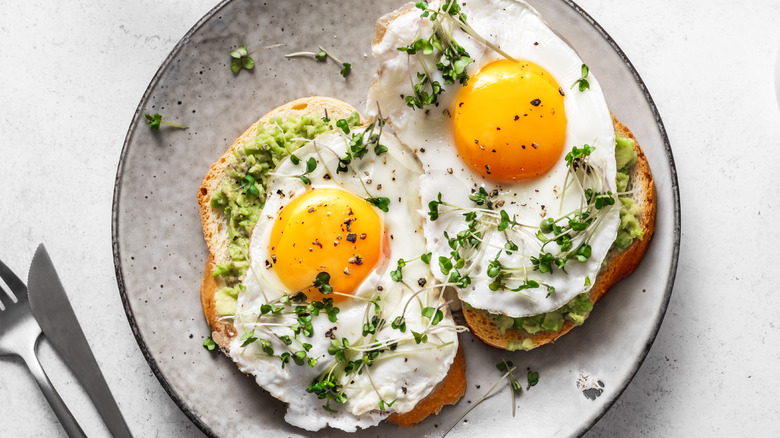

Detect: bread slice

[461,115,656,350]
[197,96,466,427]
[198,96,360,346]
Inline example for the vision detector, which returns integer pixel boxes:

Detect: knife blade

[27,244,133,438]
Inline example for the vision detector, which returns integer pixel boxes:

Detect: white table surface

[1,0,779,436]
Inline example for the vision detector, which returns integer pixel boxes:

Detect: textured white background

[1,0,779,436]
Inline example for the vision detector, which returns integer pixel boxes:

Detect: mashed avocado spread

[209,113,359,316]
[488,132,643,348]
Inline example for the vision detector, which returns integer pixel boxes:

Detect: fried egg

[228,124,460,432]
[367,0,620,318]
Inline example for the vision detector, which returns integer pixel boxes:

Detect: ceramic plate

[113,1,679,436]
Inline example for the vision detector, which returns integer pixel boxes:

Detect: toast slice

[198,96,361,346]
[197,96,465,427]
[461,115,656,350]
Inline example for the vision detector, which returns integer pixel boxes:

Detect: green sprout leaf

[145,113,161,130]
[390,259,405,282]
[367,196,390,212]
[286,46,352,79]
[145,113,187,130]
[202,337,216,351]
[527,369,540,389]
[340,62,352,78]
[230,45,255,74]
[240,330,258,348]
[571,63,590,91]
[313,272,333,294]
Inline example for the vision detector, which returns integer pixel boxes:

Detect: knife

[27,244,133,438]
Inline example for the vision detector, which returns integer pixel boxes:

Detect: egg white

[228,126,460,432]
[367,0,620,318]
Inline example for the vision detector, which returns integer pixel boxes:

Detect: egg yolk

[269,188,384,302]
[453,59,567,182]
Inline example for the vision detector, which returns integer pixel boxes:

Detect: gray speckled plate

[113,1,679,436]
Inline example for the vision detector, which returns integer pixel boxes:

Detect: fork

[0,259,86,437]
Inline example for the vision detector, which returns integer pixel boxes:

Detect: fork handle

[20,344,87,438]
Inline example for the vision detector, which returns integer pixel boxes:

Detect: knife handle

[20,339,87,438]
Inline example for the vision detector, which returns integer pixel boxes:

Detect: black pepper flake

[420,148,425,153]
[323,174,331,180]
[534,41,539,46]
[360,233,367,240]
[346,233,357,242]
[496,127,501,130]
[276,189,283,195]
[377,285,384,291]
[348,255,363,265]
[418,278,427,287]
[474,139,479,144]
[522,145,526,149]
[559,87,565,96]
[531,99,541,106]
[532,143,539,149]
[401,386,408,394]
[265,259,272,268]
[459,102,464,107]
[271,255,277,263]
[325,327,337,339]
[514,115,519,121]
[312,239,322,248]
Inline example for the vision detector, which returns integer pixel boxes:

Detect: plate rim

[556,1,680,435]
[111,1,681,437]
[112,0,233,436]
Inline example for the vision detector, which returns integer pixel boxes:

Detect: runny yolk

[269,188,384,302]
[452,59,567,182]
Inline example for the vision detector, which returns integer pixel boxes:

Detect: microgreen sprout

[421,306,444,326]
[527,369,540,389]
[442,360,519,437]
[285,46,352,78]
[202,336,216,351]
[291,156,318,185]
[571,63,590,92]
[242,174,260,196]
[313,272,333,295]
[229,45,255,73]
[240,330,258,348]
[496,360,523,416]
[144,113,187,130]
[391,258,406,282]
[366,196,390,212]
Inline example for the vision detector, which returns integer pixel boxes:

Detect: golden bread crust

[462,115,657,350]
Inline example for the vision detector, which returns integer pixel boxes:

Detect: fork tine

[0,259,27,301]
